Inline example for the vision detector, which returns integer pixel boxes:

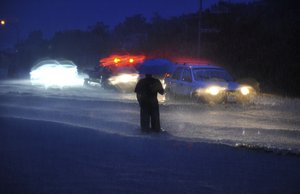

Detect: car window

[172,68,183,80]
[193,68,233,82]
[181,68,192,82]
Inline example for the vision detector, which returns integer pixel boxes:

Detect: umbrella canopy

[137,58,176,75]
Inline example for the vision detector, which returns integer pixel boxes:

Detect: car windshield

[193,68,234,82]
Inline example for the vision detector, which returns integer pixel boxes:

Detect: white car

[165,64,256,104]
[30,60,84,88]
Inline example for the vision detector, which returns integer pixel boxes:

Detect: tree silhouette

[1,0,299,96]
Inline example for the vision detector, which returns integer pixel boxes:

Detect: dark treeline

[0,0,299,97]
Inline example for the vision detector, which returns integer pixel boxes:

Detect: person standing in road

[135,74,164,132]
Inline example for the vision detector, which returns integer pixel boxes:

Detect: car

[165,64,256,104]
[84,54,145,92]
[30,59,84,88]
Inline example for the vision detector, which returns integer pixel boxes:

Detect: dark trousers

[140,104,161,132]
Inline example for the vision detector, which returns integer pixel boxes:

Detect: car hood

[196,81,240,91]
[227,81,240,91]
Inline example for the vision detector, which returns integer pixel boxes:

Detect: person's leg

[150,105,161,132]
[140,106,150,131]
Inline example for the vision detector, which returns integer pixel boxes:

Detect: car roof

[58,60,76,66]
[31,59,77,70]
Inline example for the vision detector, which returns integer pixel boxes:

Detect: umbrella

[137,58,176,75]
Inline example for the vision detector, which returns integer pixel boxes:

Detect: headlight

[205,86,225,96]
[109,73,138,85]
[240,86,251,95]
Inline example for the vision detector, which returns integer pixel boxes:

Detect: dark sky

[1,0,252,49]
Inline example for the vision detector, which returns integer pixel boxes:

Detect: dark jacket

[134,76,164,106]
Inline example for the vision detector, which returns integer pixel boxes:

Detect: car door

[168,67,183,95]
[180,68,193,96]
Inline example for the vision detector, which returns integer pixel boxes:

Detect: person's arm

[136,93,142,104]
[135,81,142,104]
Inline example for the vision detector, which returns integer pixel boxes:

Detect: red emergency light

[100,54,145,68]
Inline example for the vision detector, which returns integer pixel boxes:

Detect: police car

[165,64,256,104]
[84,54,145,92]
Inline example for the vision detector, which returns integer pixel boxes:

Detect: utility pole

[198,0,203,57]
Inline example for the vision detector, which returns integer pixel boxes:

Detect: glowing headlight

[109,73,139,85]
[206,86,223,96]
[240,86,250,95]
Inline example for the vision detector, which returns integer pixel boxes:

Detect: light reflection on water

[1,79,300,154]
